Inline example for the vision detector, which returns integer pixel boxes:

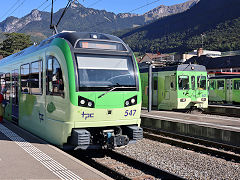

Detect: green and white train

[0,32,143,149]
[140,64,208,110]
[209,74,240,104]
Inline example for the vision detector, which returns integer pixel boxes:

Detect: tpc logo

[81,112,94,120]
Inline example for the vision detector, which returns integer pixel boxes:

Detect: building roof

[144,53,169,60]
[139,64,206,73]
[185,55,240,69]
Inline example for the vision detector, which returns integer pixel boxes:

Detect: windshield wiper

[98,86,117,99]
[98,84,136,99]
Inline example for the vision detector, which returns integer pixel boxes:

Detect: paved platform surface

[0,120,112,180]
[141,110,240,132]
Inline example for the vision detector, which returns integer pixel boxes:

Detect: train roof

[139,64,206,73]
[0,31,130,67]
[209,75,240,79]
[52,31,125,47]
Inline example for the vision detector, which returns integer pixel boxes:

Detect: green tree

[0,32,33,57]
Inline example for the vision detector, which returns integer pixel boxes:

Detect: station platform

[206,104,240,117]
[0,120,112,180]
[141,110,240,147]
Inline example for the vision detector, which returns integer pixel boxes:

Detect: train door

[152,73,158,107]
[226,79,232,103]
[191,76,196,101]
[164,76,170,100]
[11,69,19,122]
[45,55,67,124]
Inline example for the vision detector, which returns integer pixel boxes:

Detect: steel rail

[143,127,240,162]
[71,149,184,180]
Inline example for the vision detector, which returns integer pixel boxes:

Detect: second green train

[140,64,208,111]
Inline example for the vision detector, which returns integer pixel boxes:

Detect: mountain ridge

[0,0,199,39]
[120,0,240,53]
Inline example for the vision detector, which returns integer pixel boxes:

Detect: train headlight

[131,98,136,104]
[88,101,93,107]
[80,100,85,105]
[180,98,186,102]
[201,98,206,101]
[125,96,137,107]
[78,96,95,108]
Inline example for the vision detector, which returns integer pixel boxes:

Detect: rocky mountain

[0,0,198,40]
[144,0,199,21]
[120,0,240,53]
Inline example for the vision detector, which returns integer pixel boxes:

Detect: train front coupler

[102,129,129,149]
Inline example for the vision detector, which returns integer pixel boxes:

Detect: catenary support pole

[148,64,152,112]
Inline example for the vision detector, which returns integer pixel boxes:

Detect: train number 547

[124,110,136,116]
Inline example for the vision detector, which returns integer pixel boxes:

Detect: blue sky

[0,0,189,22]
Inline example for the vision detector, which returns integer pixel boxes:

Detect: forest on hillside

[120,0,240,54]
[122,17,240,54]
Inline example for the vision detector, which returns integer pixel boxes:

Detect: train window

[11,69,19,104]
[234,80,240,90]
[197,76,206,90]
[47,56,64,97]
[153,78,158,90]
[191,76,195,90]
[217,80,224,90]
[170,75,175,90]
[0,73,10,101]
[165,76,170,90]
[178,75,189,90]
[30,60,42,94]
[21,64,30,94]
[209,80,216,90]
[76,54,136,90]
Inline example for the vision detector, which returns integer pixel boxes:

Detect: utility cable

[87,0,104,8]
[0,0,19,21]
[42,0,57,11]
[8,0,27,17]
[129,0,162,13]
[83,0,163,32]
[56,0,72,27]
[18,0,56,33]
[36,0,49,10]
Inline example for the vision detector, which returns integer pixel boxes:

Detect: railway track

[143,127,240,163]
[71,149,183,180]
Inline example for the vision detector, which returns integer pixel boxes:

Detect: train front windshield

[76,54,137,91]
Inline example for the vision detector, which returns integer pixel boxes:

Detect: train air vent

[70,129,90,146]
[124,125,143,140]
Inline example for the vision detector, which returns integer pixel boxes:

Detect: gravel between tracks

[115,138,240,180]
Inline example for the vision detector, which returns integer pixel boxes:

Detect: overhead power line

[87,0,104,8]
[42,0,57,11]
[84,0,163,32]
[0,0,19,21]
[18,0,57,33]
[128,0,162,13]
[36,0,49,10]
[8,0,27,17]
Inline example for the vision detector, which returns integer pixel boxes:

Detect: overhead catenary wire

[87,0,104,8]
[41,0,57,12]
[0,0,19,21]
[83,0,163,32]
[56,0,72,27]
[8,0,27,18]
[36,0,49,10]
[128,0,162,13]
[18,0,57,33]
